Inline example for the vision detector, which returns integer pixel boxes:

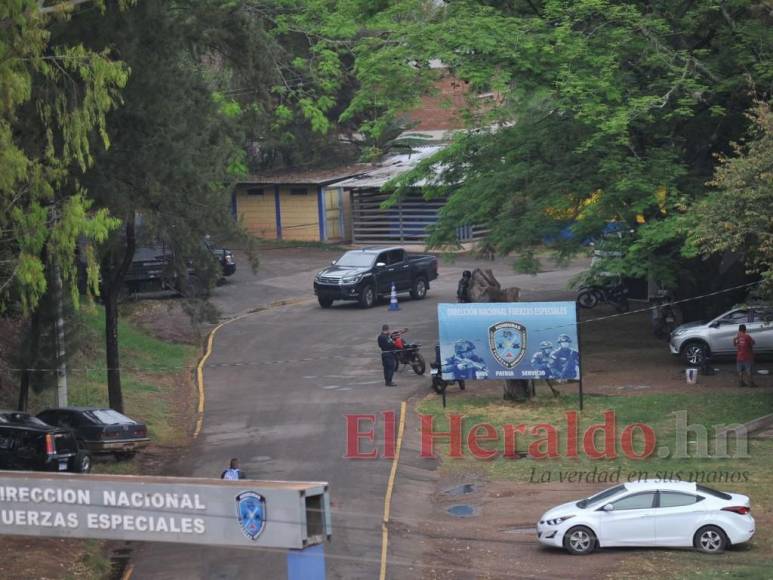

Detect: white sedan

[537,480,755,555]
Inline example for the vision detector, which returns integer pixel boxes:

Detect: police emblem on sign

[235,491,266,541]
[488,322,527,369]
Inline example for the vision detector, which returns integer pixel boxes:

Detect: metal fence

[350,189,486,244]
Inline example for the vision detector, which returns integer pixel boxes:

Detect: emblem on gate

[488,322,527,368]
[235,491,267,541]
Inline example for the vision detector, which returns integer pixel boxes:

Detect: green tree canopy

[288,0,773,286]
[0,0,127,312]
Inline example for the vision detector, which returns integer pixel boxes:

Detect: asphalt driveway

[129,249,588,579]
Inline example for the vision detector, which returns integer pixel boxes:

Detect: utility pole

[53,263,68,407]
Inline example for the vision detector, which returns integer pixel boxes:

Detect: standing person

[457,271,472,303]
[734,324,757,387]
[378,324,398,386]
[221,458,244,480]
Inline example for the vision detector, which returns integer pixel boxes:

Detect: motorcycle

[391,331,426,375]
[429,345,467,394]
[576,280,629,313]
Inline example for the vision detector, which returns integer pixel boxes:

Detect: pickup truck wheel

[410,277,428,300]
[359,284,375,308]
[318,297,334,308]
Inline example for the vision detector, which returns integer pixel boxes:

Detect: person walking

[221,458,244,480]
[378,324,398,386]
[733,324,757,387]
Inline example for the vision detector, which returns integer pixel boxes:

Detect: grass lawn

[416,389,773,578]
[25,304,198,460]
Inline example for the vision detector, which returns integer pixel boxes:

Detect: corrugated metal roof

[335,146,445,189]
[239,163,369,186]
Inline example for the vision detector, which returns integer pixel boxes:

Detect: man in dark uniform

[549,334,580,379]
[378,324,398,386]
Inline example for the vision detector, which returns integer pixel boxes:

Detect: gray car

[669,304,773,365]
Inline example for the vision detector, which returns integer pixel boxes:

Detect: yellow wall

[236,184,345,241]
[325,188,341,240]
[236,186,276,239]
[278,186,320,241]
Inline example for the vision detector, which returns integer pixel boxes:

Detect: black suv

[0,411,91,473]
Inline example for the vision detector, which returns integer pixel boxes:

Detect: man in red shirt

[733,324,757,387]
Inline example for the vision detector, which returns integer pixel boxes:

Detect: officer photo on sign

[442,339,489,380]
[550,334,580,379]
[530,341,554,378]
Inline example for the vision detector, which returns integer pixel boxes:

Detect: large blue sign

[438,302,580,381]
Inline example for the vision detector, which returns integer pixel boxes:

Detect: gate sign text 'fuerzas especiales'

[438,302,580,381]
[0,472,329,550]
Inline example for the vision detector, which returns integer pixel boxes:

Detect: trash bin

[686,368,698,384]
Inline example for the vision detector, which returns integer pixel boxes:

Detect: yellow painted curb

[193,298,310,439]
[379,400,407,580]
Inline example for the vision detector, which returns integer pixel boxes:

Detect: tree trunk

[103,215,136,413]
[503,379,530,402]
[17,309,42,411]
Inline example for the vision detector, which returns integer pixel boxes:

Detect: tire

[694,525,727,554]
[682,341,710,366]
[410,277,428,300]
[411,353,426,375]
[73,451,92,474]
[318,296,333,308]
[458,380,466,391]
[563,526,596,555]
[359,284,375,308]
[577,290,598,309]
[431,376,447,394]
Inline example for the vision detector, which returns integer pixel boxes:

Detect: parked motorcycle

[429,345,466,394]
[576,281,629,313]
[391,331,426,375]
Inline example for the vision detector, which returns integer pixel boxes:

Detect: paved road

[130,249,586,579]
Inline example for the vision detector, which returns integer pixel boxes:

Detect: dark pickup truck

[314,247,438,308]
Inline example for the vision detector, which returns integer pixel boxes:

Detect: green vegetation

[24,305,197,450]
[416,391,773,481]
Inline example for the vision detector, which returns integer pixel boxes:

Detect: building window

[290,187,308,196]
[247,187,264,196]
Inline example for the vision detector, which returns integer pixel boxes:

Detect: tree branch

[38,0,93,15]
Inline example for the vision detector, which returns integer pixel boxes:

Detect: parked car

[124,239,235,295]
[313,247,439,308]
[0,411,91,473]
[204,236,236,277]
[537,480,754,555]
[37,407,149,460]
[669,303,772,365]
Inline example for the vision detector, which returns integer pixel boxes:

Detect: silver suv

[670,304,773,365]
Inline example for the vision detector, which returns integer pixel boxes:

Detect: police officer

[457,270,473,303]
[378,324,398,386]
[550,334,580,379]
[530,341,554,378]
